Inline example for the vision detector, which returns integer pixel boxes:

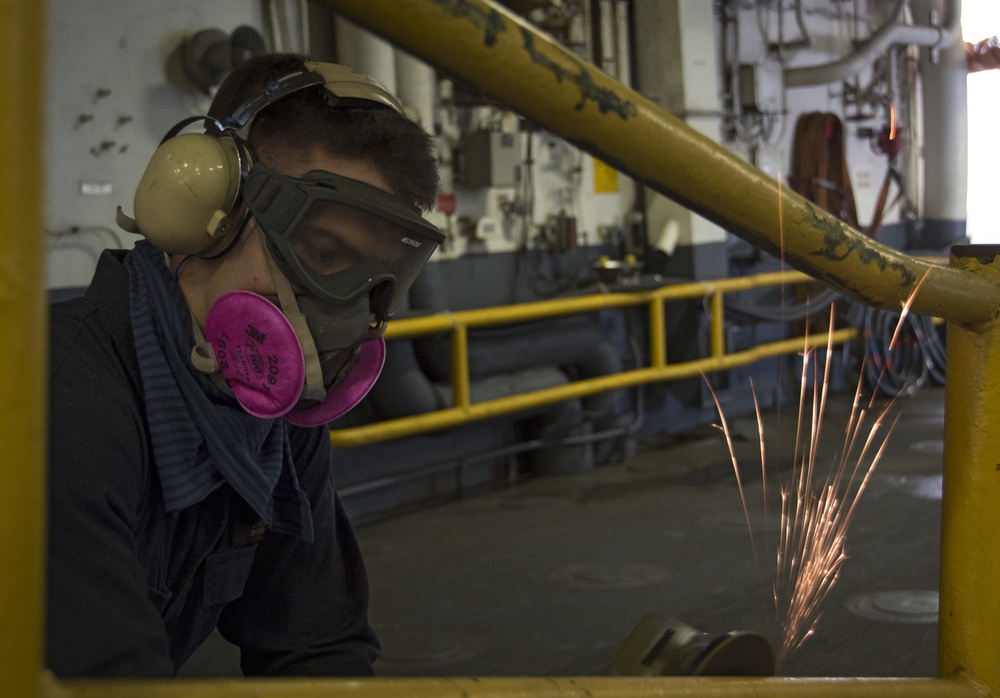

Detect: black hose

[855,305,944,398]
[725,285,844,322]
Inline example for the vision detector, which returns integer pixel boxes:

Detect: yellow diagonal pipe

[1,1,47,698]
[320,0,998,328]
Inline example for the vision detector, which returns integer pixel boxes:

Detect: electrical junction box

[455,130,523,188]
[739,61,784,114]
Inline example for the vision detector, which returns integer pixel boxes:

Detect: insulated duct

[784,0,961,88]
[334,16,398,93]
[395,50,436,129]
[912,0,968,248]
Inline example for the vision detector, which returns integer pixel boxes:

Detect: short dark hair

[209,53,440,211]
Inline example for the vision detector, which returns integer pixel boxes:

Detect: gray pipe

[784,0,960,88]
[912,0,968,246]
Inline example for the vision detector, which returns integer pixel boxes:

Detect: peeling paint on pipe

[320,0,999,327]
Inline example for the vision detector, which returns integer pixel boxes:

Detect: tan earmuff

[118,61,405,258]
[125,129,246,257]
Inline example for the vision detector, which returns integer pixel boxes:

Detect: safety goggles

[243,163,444,319]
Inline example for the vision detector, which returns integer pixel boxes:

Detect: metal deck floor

[182,384,946,679]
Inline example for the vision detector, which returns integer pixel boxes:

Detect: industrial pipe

[914,0,969,245]
[319,0,999,328]
[334,16,398,93]
[784,0,961,88]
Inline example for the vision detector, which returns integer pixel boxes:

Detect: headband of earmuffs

[116,62,405,258]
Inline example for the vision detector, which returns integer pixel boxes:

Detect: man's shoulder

[49,250,134,372]
[48,250,143,425]
[47,251,149,500]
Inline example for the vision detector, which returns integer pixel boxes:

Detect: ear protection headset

[117,62,406,258]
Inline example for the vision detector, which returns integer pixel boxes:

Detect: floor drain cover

[498,494,563,509]
[552,561,668,588]
[910,440,944,455]
[879,474,943,500]
[845,590,939,623]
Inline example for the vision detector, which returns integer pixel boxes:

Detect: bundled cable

[848,304,946,398]
[725,285,843,322]
[914,315,947,385]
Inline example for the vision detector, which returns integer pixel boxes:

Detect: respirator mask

[193,164,444,426]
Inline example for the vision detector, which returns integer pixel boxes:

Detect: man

[46,53,442,676]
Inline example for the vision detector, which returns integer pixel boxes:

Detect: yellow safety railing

[5,0,999,696]
[330,270,858,449]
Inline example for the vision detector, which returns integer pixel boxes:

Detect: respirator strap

[259,229,326,402]
[189,319,240,399]
[183,242,230,388]
[116,206,141,234]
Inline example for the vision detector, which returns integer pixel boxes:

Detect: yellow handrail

[329,270,857,449]
[384,271,809,337]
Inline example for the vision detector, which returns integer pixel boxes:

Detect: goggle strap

[259,230,327,402]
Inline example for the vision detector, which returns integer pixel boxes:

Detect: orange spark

[778,172,786,288]
[888,267,932,351]
[704,173,926,667]
[866,266,933,408]
[707,299,909,669]
[705,374,760,570]
[772,313,900,664]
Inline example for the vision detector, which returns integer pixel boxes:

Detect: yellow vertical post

[451,324,471,408]
[939,245,1000,694]
[648,298,666,369]
[710,289,725,358]
[0,1,47,697]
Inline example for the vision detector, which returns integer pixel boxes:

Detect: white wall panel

[45,0,263,289]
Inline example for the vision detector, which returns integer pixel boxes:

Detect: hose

[725,285,844,323]
[850,304,946,397]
